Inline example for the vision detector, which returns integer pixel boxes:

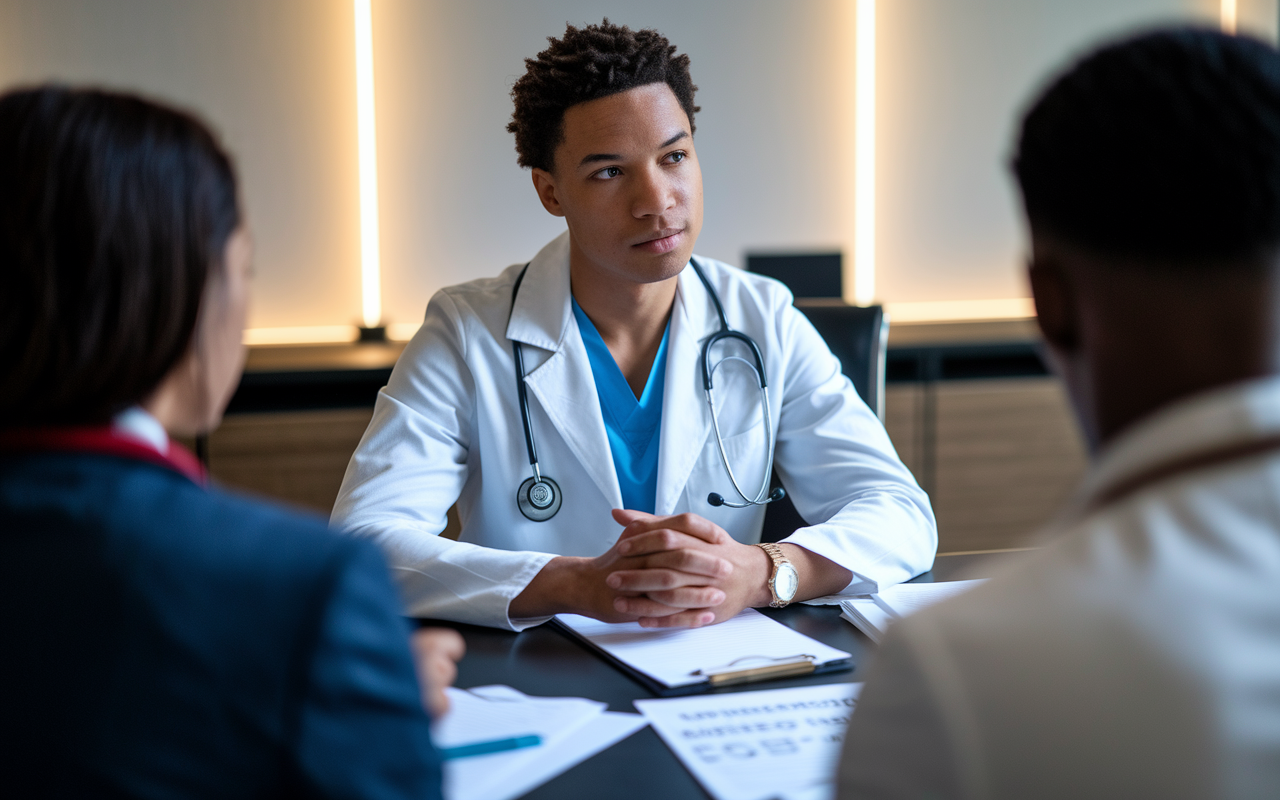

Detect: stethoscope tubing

[509,270,541,477]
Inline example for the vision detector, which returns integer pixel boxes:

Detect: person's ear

[531,168,565,217]
[1028,255,1080,355]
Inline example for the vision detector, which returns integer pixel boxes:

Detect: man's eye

[597,166,622,179]
[667,151,686,164]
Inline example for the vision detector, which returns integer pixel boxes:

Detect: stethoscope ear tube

[692,258,784,510]
[709,485,785,508]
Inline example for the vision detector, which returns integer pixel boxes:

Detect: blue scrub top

[571,299,670,514]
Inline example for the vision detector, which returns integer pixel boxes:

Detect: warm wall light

[854,0,877,306]
[885,298,1036,323]
[354,0,382,329]
[387,322,423,342]
[244,325,360,346]
[1221,0,1238,33]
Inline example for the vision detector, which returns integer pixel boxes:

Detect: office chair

[759,302,888,543]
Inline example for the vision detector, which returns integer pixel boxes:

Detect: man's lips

[632,229,685,254]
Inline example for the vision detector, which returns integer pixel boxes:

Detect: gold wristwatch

[756,542,799,608]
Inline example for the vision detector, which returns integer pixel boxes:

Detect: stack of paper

[556,608,852,693]
[433,685,648,800]
[635,683,862,800]
[840,579,987,643]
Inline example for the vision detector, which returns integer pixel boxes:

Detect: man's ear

[1028,255,1080,354]
[531,168,565,217]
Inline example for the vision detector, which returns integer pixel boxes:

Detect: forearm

[508,555,596,618]
[777,543,855,602]
[343,520,556,629]
[782,487,937,594]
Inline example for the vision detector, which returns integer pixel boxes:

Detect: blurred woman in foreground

[0,86,459,798]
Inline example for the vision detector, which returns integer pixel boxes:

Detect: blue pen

[439,734,543,760]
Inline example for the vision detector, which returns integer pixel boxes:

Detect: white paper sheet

[556,608,852,688]
[484,711,649,800]
[839,580,987,642]
[435,685,608,800]
[636,683,862,800]
[839,600,893,644]
[873,579,987,618]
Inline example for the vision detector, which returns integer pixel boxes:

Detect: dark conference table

[424,551,1016,800]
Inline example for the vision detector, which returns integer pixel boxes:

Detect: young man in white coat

[332,21,935,631]
[839,28,1280,799]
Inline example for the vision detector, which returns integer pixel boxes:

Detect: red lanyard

[0,426,207,487]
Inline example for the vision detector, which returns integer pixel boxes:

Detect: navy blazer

[0,449,443,799]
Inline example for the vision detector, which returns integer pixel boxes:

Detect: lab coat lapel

[654,263,715,515]
[505,233,624,509]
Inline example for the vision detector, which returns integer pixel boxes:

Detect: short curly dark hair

[508,19,699,172]
[1014,28,1280,263]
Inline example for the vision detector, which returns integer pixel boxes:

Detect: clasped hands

[581,509,774,628]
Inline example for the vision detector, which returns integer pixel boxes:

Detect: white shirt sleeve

[330,291,555,631]
[771,301,938,594]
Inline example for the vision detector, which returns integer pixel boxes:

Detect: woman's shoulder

[3,451,377,591]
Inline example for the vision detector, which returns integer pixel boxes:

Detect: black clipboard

[552,618,854,697]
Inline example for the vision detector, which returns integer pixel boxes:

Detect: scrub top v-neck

[571,299,670,514]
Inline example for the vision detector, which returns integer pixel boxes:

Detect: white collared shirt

[839,376,1280,799]
[112,406,169,454]
[332,232,936,630]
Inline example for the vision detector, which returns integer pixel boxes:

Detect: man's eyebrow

[659,131,689,149]
[577,131,690,168]
[579,152,622,167]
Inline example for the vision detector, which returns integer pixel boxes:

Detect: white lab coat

[839,376,1280,799]
[332,232,936,630]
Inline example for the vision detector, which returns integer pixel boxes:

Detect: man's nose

[632,166,676,218]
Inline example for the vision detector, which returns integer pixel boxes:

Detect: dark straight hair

[0,86,240,427]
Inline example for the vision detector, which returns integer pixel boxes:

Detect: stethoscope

[509,258,786,522]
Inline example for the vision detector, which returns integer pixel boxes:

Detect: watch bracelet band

[756,542,793,608]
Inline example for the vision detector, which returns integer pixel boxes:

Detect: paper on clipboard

[555,608,851,690]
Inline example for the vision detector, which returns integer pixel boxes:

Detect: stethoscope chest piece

[517,475,561,521]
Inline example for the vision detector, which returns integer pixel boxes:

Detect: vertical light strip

[1221,0,1237,34]
[854,0,876,306]
[354,0,382,328]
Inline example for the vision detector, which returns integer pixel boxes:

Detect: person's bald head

[1013,29,1280,450]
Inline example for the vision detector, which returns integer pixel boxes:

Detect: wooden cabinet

[885,378,1086,554]
[200,409,373,515]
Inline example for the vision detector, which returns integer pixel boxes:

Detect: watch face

[775,563,799,601]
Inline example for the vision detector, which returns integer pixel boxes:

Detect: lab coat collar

[654,258,719,515]
[505,231,573,351]
[504,231,624,509]
[1072,376,1280,516]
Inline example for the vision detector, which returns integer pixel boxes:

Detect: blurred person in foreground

[0,86,461,798]
[839,28,1280,799]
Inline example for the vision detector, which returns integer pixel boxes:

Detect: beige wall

[0,0,363,330]
[0,0,1275,331]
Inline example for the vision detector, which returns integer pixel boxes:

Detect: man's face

[532,82,703,285]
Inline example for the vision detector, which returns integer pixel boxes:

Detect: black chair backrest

[759,302,888,542]
[794,302,887,418]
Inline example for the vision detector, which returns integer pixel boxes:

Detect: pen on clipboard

[439,734,542,760]
[692,654,818,686]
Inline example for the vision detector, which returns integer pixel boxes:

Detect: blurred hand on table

[411,628,466,718]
